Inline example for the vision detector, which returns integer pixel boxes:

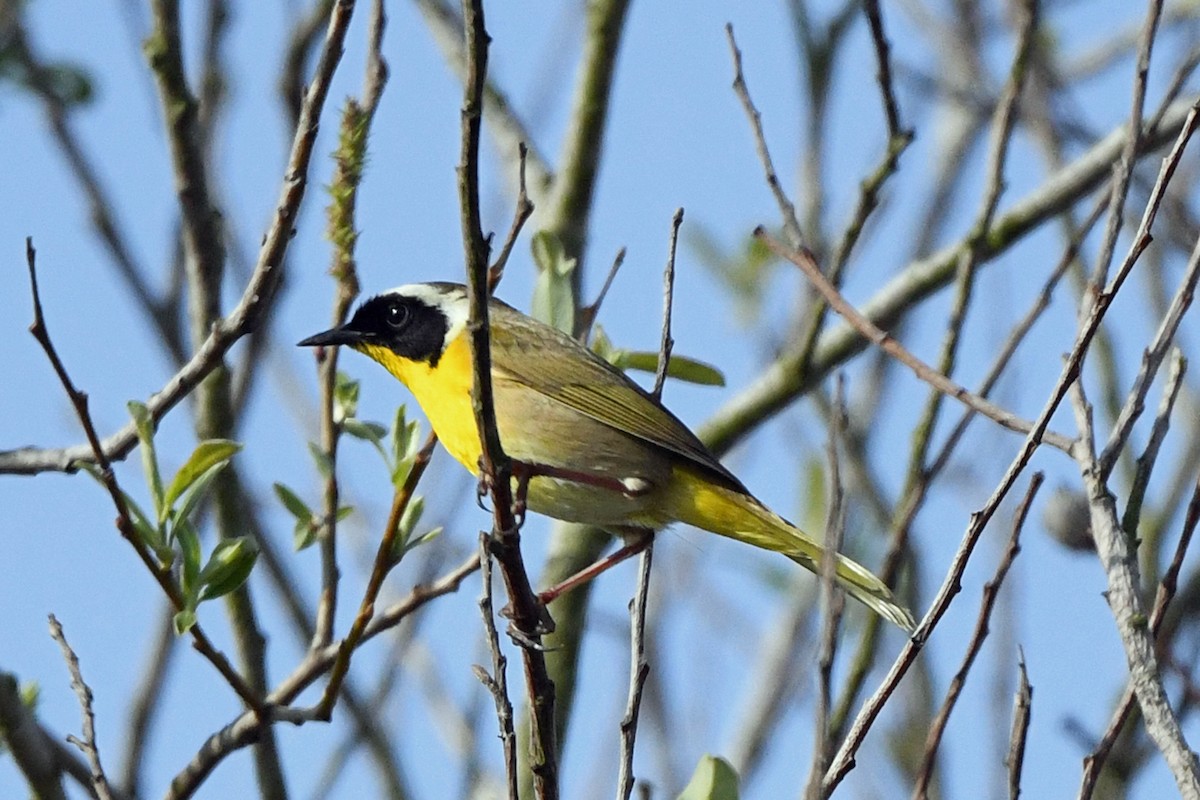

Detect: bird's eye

[385,302,409,329]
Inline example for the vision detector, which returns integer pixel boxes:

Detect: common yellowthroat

[299,283,914,630]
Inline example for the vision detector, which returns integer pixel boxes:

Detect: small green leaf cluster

[274,373,441,565]
[85,402,257,635]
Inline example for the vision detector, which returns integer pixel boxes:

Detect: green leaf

[612,350,726,387]
[176,521,202,598]
[531,230,577,334]
[335,506,354,522]
[123,489,166,554]
[161,440,241,523]
[390,406,422,487]
[399,496,424,539]
[172,461,230,529]
[411,526,443,550]
[343,418,388,445]
[334,372,360,422]
[173,607,197,635]
[273,482,313,521]
[198,537,259,602]
[293,519,318,551]
[128,401,163,517]
[308,442,334,480]
[677,755,739,800]
[389,496,425,563]
[393,409,420,462]
[390,405,411,466]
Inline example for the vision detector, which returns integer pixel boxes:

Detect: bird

[299,282,914,630]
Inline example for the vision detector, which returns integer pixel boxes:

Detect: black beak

[298,326,362,348]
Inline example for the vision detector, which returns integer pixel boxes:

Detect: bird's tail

[666,466,915,631]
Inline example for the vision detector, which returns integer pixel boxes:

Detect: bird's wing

[487,304,744,490]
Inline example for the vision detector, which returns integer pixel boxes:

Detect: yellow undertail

[664,465,915,631]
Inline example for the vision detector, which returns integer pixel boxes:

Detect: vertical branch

[146,2,285,793]
[804,375,849,800]
[615,541,653,800]
[652,209,683,399]
[1083,0,1164,296]
[48,615,115,800]
[1007,653,1033,800]
[313,0,390,652]
[616,208,682,798]
[861,0,905,140]
[476,534,518,799]
[458,0,558,796]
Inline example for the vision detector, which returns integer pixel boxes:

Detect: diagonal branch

[756,229,1076,453]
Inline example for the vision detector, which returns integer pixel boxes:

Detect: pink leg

[538,531,653,605]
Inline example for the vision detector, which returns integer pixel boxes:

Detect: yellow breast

[358,337,484,475]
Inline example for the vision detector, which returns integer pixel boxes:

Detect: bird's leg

[474,459,493,513]
[538,529,654,605]
[509,461,534,528]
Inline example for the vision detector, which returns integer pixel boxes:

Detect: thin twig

[489,143,535,291]
[825,188,1106,747]
[48,615,115,800]
[312,0,390,652]
[1122,349,1188,536]
[699,96,1197,460]
[861,0,906,140]
[315,430,439,717]
[164,551,480,799]
[24,240,262,714]
[579,247,627,341]
[652,209,683,399]
[911,474,1040,799]
[725,23,803,246]
[1007,652,1033,800]
[616,209,682,799]
[476,533,518,799]
[804,375,849,800]
[616,539,653,800]
[1083,0,1164,296]
[755,228,1076,454]
[1097,103,1200,478]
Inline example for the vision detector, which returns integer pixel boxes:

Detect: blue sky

[2,1,1193,798]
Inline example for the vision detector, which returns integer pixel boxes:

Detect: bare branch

[1007,653,1034,800]
[756,229,1076,454]
[911,474,1039,799]
[725,23,803,246]
[861,0,906,139]
[48,615,115,800]
[458,1,558,797]
[476,533,518,799]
